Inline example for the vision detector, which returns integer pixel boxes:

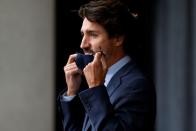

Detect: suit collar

[105,56,131,86]
[106,60,136,96]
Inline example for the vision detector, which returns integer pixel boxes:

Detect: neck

[107,51,126,68]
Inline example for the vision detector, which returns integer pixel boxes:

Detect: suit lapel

[83,114,92,131]
[83,61,136,131]
[106,61,136,97]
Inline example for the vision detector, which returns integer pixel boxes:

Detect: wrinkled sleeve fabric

[79,78,155,131]
[60,94,85,131]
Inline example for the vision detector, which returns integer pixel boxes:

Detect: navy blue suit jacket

[59,61,156,131]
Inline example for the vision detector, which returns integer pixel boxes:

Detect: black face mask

[75,53,94,70]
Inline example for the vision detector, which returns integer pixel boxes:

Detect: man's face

[80,18,116,60]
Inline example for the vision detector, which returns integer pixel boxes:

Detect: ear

[112,36,125,47]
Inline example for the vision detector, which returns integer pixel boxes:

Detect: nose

[80,35,90,49]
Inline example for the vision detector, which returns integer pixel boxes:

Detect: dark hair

[79,0,138,53]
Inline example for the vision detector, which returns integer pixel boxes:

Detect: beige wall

[0,0,54,131]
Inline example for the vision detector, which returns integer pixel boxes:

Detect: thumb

[66,54,77,65]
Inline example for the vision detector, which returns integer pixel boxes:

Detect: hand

[64,54,82,96]
[83,52,108,88]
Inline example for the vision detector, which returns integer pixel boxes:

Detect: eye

[89,32,98,38]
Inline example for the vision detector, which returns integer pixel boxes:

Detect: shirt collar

[104,55,131,86]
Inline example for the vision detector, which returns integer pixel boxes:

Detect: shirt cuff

[61,94,76,101]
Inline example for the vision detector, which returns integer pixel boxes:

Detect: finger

[64,63,76,71]
[93,52,102,63]
[64,63,78,72]
[66,69,83,76]
[101,55,108,70]
[66,54,77,65]
[64,64,82,75]
[71,68,83,75]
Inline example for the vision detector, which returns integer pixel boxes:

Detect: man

[59,0,156,130]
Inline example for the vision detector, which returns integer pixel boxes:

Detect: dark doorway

[55,1,85,130]
[55,0,155,130]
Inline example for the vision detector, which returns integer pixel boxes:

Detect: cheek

[90,39,103,51]
[91,37,111,52]
[90,41,99,51]
[102,41,115,55]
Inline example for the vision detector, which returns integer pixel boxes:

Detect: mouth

[83,47,106,56]
[83,49,94,55]
[83,52,94,55]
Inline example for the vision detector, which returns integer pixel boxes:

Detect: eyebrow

[80,29,100,35]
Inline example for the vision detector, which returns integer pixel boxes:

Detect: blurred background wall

[0,0,54,131]
[155,0,196,131]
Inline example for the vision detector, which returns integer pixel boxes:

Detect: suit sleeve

[79,78,156,131]
[60,94,85,131]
